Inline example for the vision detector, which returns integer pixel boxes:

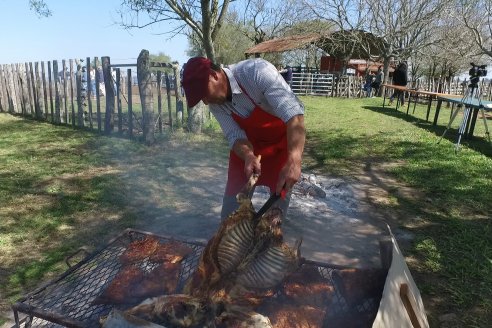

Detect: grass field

[0,95,491,326]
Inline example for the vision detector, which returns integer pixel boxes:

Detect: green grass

[1,95,491,326]
[301,96,492,326]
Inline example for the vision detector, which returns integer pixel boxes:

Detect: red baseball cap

[182,57,212,107]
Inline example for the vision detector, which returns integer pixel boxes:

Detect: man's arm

[232,139,261,177]
[276,114,305,194]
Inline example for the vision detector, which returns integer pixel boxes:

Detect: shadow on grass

[362,105,492,158]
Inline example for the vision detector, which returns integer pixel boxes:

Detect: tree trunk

[137,49,155,145]
[188,102,204,133]
[103,56,115,134]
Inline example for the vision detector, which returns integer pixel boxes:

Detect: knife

[253,193,281,221]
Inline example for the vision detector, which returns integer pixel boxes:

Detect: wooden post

[28,62,38,117]
[75,64,84,127]
[0,65,5,112]
[94,57,102,132]
[41,62,49,120]
[172,64,183,126]
[12,64,21,113]
[34,62,43,119]
[127,68,133,138]
[165,72,173,130]
[156,70,163,133]
[86,57,93,129]
[21,63,30,114]
[137,49,155,144]
[47,61,54,123]
[69,59,75,127]
[62,60,69,123]
[5,65,15,112]
[116,68,122,133]
[102,56,115,134]
[53,60,61,124]
[12,64,23,114]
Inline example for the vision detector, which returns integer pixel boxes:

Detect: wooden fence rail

[292,74,492,100]
[2,58,491,138]
[0,56,183,140]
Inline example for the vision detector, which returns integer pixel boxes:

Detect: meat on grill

[259,301,326,328]
[120,237,193,265]
[123,171,304,327]
[125,294,217,327]
[282,265,334,308]
[94,238,192,306]
[93,262,181,306]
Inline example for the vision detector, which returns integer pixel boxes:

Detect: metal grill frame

[11,229,387,328]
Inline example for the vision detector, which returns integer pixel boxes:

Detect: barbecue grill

[12,229,386,328]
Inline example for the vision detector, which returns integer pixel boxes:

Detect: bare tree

[302,0,377,71]
[29,0,51,17]
[119,0,233,62]
[363,0,448,90]
[230,0,300,44]
[452,0,492,59]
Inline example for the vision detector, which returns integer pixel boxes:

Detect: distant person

[58,67,69,83]
[89,67,96,96]
[371,66,383,97]
[364,68,375,97]
[111,68,117,93]
[180,63,186,97]
[389,62,408,106]
[278,65,293,88]
[97,66,105,96]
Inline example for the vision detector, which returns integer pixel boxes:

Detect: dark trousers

[390,89,405,105]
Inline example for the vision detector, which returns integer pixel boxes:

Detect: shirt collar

[223,67,242,95]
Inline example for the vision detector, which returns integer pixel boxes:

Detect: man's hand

[276,115,305,195]
[232,139,261,177]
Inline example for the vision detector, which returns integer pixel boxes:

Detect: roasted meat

[282,265,334,308]
[120,237,161,265]
[93,262,181,306]
[125,294,217,328]
[259,301,326,328]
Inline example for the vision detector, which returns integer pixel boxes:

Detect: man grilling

[182,57,306,220]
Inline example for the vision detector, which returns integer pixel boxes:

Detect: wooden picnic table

[434,94,492,138]
[382,84,450,122]
[382,84,492,139]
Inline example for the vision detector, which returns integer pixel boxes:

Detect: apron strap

[237,82,259,108]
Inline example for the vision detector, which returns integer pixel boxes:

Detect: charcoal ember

[149,240,193,263]
[332,268,386,307]
[259,301,326,328]
[282,265,334,308]
[120,237,161,265]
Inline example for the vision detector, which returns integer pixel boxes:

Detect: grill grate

[12,229,384,328]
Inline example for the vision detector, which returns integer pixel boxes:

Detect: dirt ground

[1,140,422,327]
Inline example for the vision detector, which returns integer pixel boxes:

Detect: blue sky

[0,0,190,66]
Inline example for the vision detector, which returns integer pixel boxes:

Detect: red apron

[224,86,288,196]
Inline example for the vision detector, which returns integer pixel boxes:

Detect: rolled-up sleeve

[210,106,247,148]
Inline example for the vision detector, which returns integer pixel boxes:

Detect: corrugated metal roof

[245,33,325,54]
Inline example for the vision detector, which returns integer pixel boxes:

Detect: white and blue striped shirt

[210,58,304,148]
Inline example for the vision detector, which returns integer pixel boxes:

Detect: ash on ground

[252,174,386,269]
